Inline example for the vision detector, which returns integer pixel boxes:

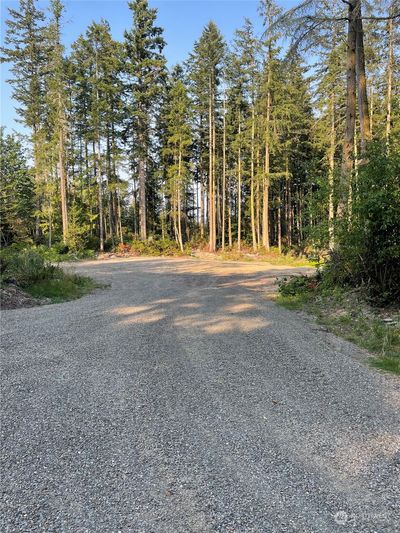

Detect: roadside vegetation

[214,247,315,266]
[277,276,400,375]
[112,239,191,257]
[2,0,398,265]
[0,1,398,367]
[277,147,400,375]
[0,248,100,306]
[108,239,315,266]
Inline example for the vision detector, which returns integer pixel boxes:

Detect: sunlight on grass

[276,293,311,310]
[26,274,102,303]
[216,248,316,267]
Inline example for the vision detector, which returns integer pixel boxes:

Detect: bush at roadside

[0,248,99,303]
[115,237,191,257]
[324,142,400,305]
[1,249,61,287]
[277,274,400,375]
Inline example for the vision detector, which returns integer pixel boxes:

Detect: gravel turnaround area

[1,257,399,532]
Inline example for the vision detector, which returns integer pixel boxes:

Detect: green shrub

[85,235,100,251]
[117,237,189,257]
[278,275,311,297]
[53,242,70,255]
[75,249,96,260]
[103,238,114,252]
[27,273,99,302]
[2,243,97,263]
[322,142,400,304]
[2,249,61,287]
[1,247,100,302]
[33,244,70,262]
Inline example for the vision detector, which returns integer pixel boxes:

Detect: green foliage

[162,77,192,190]
[66,203,93,252]
[217,247,314,266]
[33,244,96,262]
[189,21,225,107]
[116,237,190,256]
[27,273,100,302]
[277,274,400,375]
[0,129,35,245]
[277,275,314,296]
[0,243,95,274]
[161,73,193,248]
[1,247,99,303]
[1,249,60,287]
[1,0,47,130]
[276,274,318,308]
[323,143,400,304]
[370,356,400,375]
[1,0,399,273]
[124,0,166,124]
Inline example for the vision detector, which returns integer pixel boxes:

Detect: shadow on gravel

[98,260,400,526]
[106,259,282,334]
[2,258,399,532]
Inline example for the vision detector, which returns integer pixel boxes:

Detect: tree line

[1,0,399,254]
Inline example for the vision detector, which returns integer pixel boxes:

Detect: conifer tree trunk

[256,148,261,247]
[33,143,41,242]
[237,113,242,252]
[250,107,257,251]
[263,145,270,250]
[124,0,166,241]
[298,187,303,243]
[50,0,69,245]
[172,190,178,245]
[117,188,123,244]
[177,190,183,252]
[59,127,68,243]
[215,129,220,243]
[386,14,393,149]
[222,96,226,250]
[369,87,374,136]
[112,126,122,243]
[177,150,184,252]
[208,75,216,252]
[277,180,282,253]
[138,139,147,240]
[355,3,370,155]
[208,76,213,250]
[348,127,358,222]
[341,0,357,213]
[212,102,217,248]
[328,93,335,250]
[84,140,93,235]
[296,185,301,247]
[263,62,271,250]
[106,130,115,246]
[228,174,233,248]
[286,158,292,248]
[96,141,104,252]
[200,179,205,238]
[94,47,104,251]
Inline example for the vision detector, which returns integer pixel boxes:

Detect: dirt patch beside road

[0,284,49,310]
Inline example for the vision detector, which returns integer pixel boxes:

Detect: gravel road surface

[1,257,399,532]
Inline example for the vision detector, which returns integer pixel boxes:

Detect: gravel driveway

[1,257,399,532]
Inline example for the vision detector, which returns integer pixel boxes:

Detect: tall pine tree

[124,0,166,240]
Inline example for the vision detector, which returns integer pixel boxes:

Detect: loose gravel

[1,257,399,532]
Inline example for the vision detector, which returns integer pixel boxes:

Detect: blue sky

[1,0,297,133]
